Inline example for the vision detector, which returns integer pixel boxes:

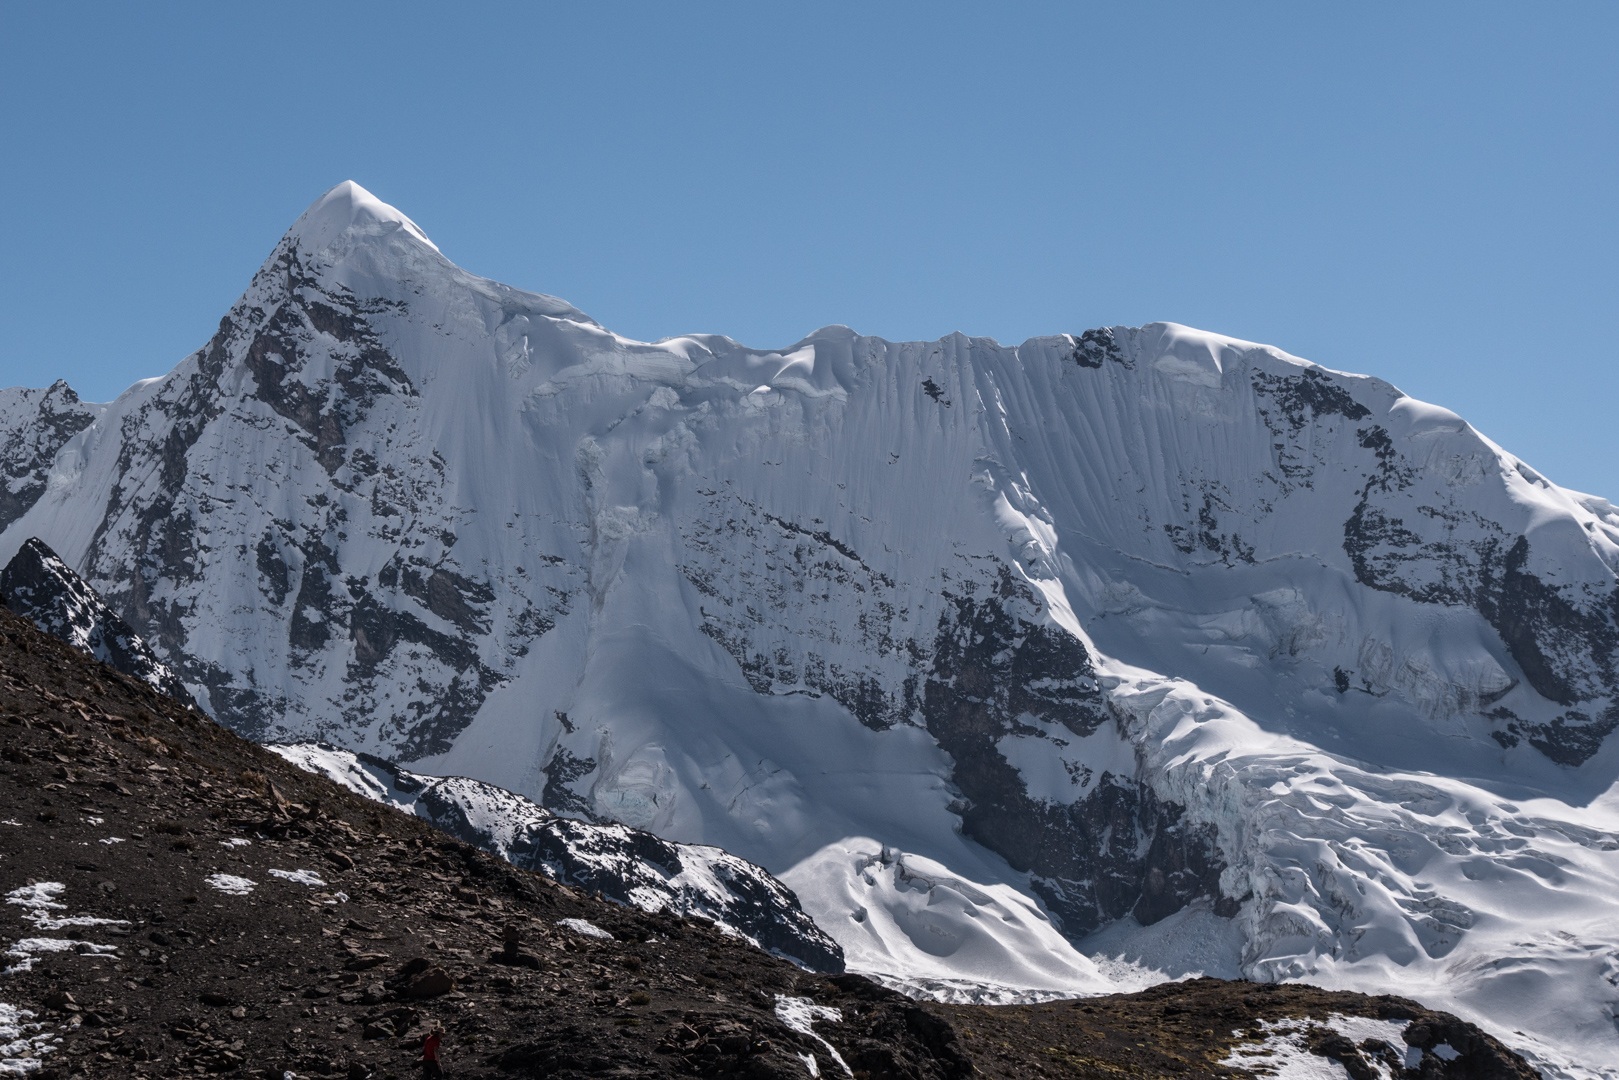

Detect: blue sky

[3,3,1615,496]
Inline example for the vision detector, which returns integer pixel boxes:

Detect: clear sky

[3,4,1615,497]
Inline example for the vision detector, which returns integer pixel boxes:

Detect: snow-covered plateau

[3,181,1618,1076]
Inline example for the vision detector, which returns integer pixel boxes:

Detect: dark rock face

[0,380,97,532]
[1,536,195,706]
[1253,367,1372,435]
[238,272,414,477]
[1069,327,1128,368]
[56,235,569,754]
[284,745,846,973]
[920,566,1227,936]
[1252,367,1375,484]
[1475,539,1619,762]
[685,493,916,733]
[1344,423,1619,765]
[539,742,598,816]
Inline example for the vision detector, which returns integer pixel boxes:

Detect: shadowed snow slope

[5,182,1619,1076]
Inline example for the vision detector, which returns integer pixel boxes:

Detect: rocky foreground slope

[0,604,1540,1079]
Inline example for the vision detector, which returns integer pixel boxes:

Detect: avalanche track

[3,181,1618,1076]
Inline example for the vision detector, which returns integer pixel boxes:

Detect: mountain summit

[3,184,1618,1076]
[287,180,441,255]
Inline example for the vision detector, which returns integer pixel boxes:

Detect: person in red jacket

[421,1025,444,1079]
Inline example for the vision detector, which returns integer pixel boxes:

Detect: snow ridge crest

[0,537,194,706]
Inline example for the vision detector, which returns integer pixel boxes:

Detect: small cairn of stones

[491,921,543,970]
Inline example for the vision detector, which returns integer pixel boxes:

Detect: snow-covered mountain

[5,181,1619,1076]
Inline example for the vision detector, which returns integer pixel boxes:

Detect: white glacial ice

[781,840,1113,1003]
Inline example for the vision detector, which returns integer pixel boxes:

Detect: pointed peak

[285,181,440,256]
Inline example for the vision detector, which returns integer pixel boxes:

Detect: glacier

[2,181,1618,1076]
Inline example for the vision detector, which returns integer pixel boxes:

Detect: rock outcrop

[1,536,194,706]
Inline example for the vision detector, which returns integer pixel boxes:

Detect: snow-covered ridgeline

[0,537,193,704]
[1,182,1618,1074]
[267,742,844,972]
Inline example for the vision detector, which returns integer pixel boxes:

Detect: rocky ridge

[267,741,844,972]
[2,538,194,707]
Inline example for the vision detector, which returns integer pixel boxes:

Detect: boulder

[405,966,454,999]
